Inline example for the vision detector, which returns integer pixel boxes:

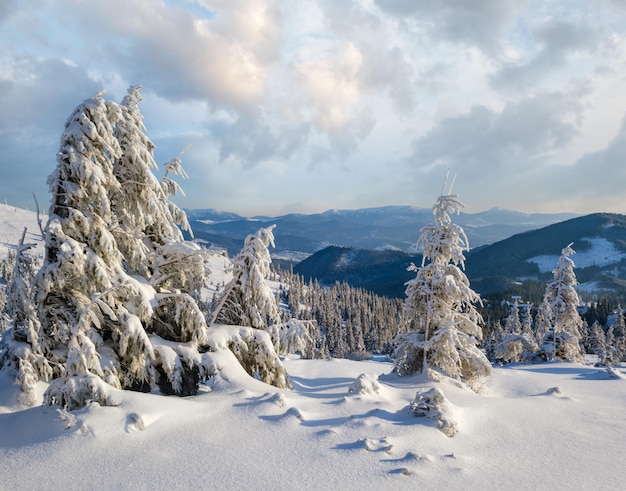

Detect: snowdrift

[1,357,625,490]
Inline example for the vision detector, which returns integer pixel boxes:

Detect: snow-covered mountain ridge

[296,213,626,298]
[188,205,578,256]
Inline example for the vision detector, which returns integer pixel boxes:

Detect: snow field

[3,357,626,490]
[0,203,44,258]
[527,237,626,273]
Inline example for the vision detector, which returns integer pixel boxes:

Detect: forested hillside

[466,213,626,294]
[295,213,626,299]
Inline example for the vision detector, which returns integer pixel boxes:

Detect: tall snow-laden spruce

[394,176,491,386]
[211,225,281,341]
[209,225,290,387]
[35,91,161,408]
[541,243,584,362]
[612,306,626,362]
[588,321,608,364]
[534,299,552,347]
[1,88,292,407]
[110,85,210,397]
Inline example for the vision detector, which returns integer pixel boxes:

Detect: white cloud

[2,0,626,216]
[0,0,17,23]
[298,43,363,132]
[374,0,525,53]
[491,19,602,90]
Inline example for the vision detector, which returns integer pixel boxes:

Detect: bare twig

[32,193,44,238]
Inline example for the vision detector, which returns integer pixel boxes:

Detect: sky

[1,0,626,217]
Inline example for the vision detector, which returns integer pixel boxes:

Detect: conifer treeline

[4,251,626,364]
[483,300,626,366]
[278,271,407,357]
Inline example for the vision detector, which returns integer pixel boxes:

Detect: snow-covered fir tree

[1,89,289,407]
[0,291,7,334]
[33,91,148,407]
[540,243,584,362]
[0,229,50,404]
[35,90,208,406]
[211,225,281,341]
[483,320,504,363]
[278,318,319,359]
[393,177,491,385]
[587,321,607,364]
[504,300,522,335]
[600,326,620,366]
[611,306,626,362]
[0,250,18,333]
[521,304,534,339]
[0,248,17,292]
[534,299,552,347]
[495,300,538,364]
[208,225,292,386]
[5,230,41,326]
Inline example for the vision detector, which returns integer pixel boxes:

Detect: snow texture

[2,357,625,490]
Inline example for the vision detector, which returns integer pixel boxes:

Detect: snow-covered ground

[2,205,625,490]
[1,357,625,490]
[0,203,45,258]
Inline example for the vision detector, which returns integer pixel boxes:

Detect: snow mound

[409,386,458,437]
[361,436,393,452]
[606,367,624,379]
[348,373,383,395]
[125,413,145,432]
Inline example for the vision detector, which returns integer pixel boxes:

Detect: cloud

[0,56,102,208]
[310,2,418,113]
[496,112,626,214]
[0,56,100,134]
[297,44,363,132]
[20,0,280,113]
[412,90,584,169]
[492,19,602,90]
[374,0,524,53]
[405,88,592,211]
[0,0,17,24]
[570,115,626,198]
[2,0,626,216]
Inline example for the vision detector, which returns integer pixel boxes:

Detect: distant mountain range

[3,203,623,300]
[187,206,578,257]
[293,213,626,299]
